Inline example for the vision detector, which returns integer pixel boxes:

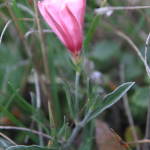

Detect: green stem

[63,125,81,149]
[88,119,95,150]
[75,71,80,122]
[63,110,92,149]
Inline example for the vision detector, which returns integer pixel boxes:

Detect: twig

[33,0,51,84]
[0,126,64,143]
[0,2,35,17]
[95,6,150,15]
[144,33,150,77]
[143,33,150,150]
[116,30,145,63]
[101,22,145,64]
[33,0,57,124]
[128,139,150,144]
[0,18,35,44]
[24,30,53,39]
[120,64,140,150]
[0,132,17,146]
[34,69,43,146]
[4,0,54,114]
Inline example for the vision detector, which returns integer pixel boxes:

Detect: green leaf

[68,57,78,71]
[87,77,93,107]
[83,0,107,51]
[0,138,13,150]
[56,123,69,139]
[87,82,134,122]
[63,126,71,141]
[6,145,56,150]
[91,94,101,111]
[63,116,68,125]
[82,137,95,150]
[131,87,149,108]
[90,41,120,61]
[59,78,76,120]
[48,101,58,149]
[32,116,51,136]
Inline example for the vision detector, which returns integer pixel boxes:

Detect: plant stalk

[75,71,80,122]
[63,125,81,149]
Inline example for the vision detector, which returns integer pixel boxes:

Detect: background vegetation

[0,0,150,149]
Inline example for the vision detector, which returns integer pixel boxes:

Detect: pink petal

[61,0,86,29]
[60,4,83,54]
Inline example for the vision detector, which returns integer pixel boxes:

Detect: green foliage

[56,123,68,139]
[6,145,55,150]
[84,0,107,51]
[0,44,25,104]
[63,126,71,141]
[131,87,149,108]
[0,103,39,144]
[87,77,93,107]
[59,78,76,120]
[90,40,120,61]
[86,82,134,122]
[48,101,58,149]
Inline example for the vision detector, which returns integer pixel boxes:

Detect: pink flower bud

[38,0,85,56]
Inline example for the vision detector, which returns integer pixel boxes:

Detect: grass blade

[83,0,107,51]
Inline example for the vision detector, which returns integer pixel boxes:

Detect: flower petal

[60,4,83,54]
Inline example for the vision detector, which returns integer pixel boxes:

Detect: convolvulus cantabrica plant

[1,0,140,150]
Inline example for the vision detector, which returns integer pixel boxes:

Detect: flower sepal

[69,49,84,73]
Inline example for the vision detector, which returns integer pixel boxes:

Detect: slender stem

[120,64,140,150]
[143,86,150,150]
[34,69,43,146]
[81,110,92,126]
[0,126,62,142]
[64,110,92,149]
[63,125,81,149]
[75,71,80,122]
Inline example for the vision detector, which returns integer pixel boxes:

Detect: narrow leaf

[0,138,13,150]
[56,123,69,139]
[82,137,95,150]
[68,57,78,71]
[6,145,55,150]
[87,77,93,107]
[63,116,68,125]
[32,116,50,136]
[84,0,107,51]
[48,101,58,149]
[91,94,101,111]
[59,78,76,120]
[87,82,134,122]
[63,126,71,141]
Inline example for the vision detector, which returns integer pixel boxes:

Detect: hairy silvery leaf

[87,82,134,122]
[59,78,76,120]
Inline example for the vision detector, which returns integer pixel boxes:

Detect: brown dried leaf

[95,120,123,150]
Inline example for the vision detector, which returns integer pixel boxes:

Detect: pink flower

[38,0,85,56]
